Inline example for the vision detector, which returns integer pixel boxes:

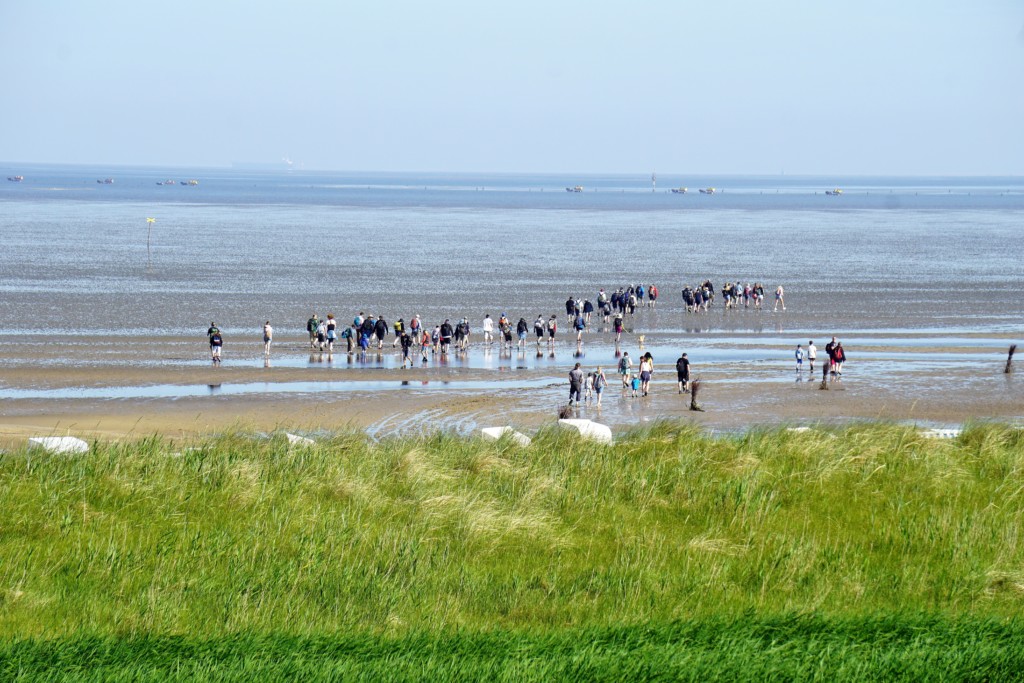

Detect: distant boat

[699,187,716,195]
[825,188,843,196]
[180,179,199,186]
[565,185,583,193]
[96,178,114,184]
[156,179,177,186]
[7,175,24,182]
[671,187,688,194]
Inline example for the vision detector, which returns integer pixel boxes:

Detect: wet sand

[2,333,1021,448]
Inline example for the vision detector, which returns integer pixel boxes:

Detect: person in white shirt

[482,314,494,343]
[807,340,817,376]
[262,321,273,356]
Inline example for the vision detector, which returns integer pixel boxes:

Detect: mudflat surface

[1,331,1020,447]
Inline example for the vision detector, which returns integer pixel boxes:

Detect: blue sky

[2,1,1022,174]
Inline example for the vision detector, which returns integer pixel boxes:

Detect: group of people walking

[795,337,847,380]
[681,281,784,313]
[568,350,692,407]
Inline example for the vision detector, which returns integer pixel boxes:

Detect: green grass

[1,422,1023,679]
[2,616,1022,681]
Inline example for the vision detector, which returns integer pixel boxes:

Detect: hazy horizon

[3,160,1024,179]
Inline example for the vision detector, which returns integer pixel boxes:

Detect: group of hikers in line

[567,350,691,406]
[203,279,787,370]
[681,282,785,313]
[293,288,665,367]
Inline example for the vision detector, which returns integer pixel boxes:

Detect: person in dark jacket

[373,316,389,349]
[675,353,690,393]
[439,319,454,354]
[568,362,584,405]
[360,315,375,341]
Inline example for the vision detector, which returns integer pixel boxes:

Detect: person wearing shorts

[807,340,817,375]
[262,321,273,356]
[208,326,223,364]
[619,351,632,387]
[593,367,607,406]
[675,353,690,393]
[534,315,545,344]
[639,356,652,396]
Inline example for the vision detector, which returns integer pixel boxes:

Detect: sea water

[1,165,1022,338]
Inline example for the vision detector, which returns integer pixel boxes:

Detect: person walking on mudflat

[774,285,786,312]
[306,313,319,348]
[534,315,545,345]
[262,321,273,356]
[593,366,607,407]
[807,340,817,376]
[568,362,584,406]
[675,352,690,393]
[638,354,653,396]
[207,324,223,365]
[619,351,632,387]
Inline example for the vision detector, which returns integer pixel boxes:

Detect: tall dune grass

[2,422,1023,677]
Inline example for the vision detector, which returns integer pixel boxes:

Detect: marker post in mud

[146,217,156,268]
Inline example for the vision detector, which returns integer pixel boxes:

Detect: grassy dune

[1,423,1023,679]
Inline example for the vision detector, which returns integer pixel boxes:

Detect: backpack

[619,357,629,372]
[594,373,605,390]
[575,316,585,330]
[210,333,222,346]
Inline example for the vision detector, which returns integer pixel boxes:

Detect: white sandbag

[480,426,532,447]
[921,428,961,439]
[28,436,90,455]
[557,419,613,444]
[286,433,315,446]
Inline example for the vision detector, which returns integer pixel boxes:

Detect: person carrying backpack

[593,366,607,407]
[618,352,632,386]
[208,324,223,364]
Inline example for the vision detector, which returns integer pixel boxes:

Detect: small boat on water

[825,188,843,196]
[671,187,688,194]
[565,185,583,193]
[180,179,199,186]
[698,187,716,195]
[97,178,114,184]
[7,175,24,182]
[156,179,177,186]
